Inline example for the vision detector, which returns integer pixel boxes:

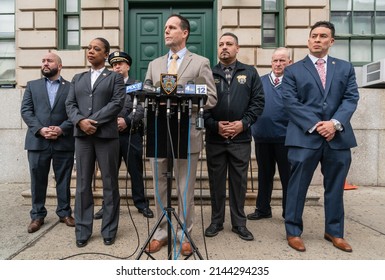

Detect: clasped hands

[316,120,336,141]
[218,120,243,139]
[78,119,98,135]
[39,126,63,140]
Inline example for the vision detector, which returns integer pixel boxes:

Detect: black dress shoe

[94,208,103,220]
[247,211,272,220]
[139,207,154,218]
[232,226,254,241]
[103,237,115,246]
[205,223,224,237]
[76,239,89,248]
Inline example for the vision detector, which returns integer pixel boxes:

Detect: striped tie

[224,67,232,85]
[316,58,326,88]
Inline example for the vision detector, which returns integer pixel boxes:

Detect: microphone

[125,81,143,94]
[166,98,171,118]
[195,77,207,129]
[132,95,138,115]
[184,80,196,94]
[143,79,156,92]
[154,81,161,93]
[176,84,184,94]
[143,97,148,126]
[126,81,142,115]
[188,99,192,118]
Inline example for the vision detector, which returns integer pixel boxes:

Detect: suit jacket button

[88,107,92,111]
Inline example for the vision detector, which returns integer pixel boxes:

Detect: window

[58,0,80,49]
[0,0,15,87]
[261,0,284,47]
[330,0,385,65]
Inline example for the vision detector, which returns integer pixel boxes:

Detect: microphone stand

[136,92,204,260]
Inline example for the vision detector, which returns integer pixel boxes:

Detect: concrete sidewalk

[1,183,385,260]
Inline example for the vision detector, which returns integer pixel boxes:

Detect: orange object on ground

[344,181,358,190]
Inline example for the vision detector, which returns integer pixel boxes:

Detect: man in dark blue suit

[282,21,359,253]
[21,52,75,233]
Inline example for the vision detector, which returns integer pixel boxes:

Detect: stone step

[21,187,320,207]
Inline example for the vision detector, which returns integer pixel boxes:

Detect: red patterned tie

[274,77,280,85]
[316,58,326,88]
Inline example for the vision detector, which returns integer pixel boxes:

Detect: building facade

[1,0,384,186]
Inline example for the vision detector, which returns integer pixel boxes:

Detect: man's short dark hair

[167,14,190,41]
[220,32,239,45]
[310,21,335,38]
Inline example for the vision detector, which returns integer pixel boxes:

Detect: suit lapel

[178,50,192,77]
[324,57,336,97]
[39,79,51,109]
[51,80,67,109]
[92,68,110,91]
[303,56,324,93]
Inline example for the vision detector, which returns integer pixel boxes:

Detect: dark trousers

[206,141,251,227]
[285,143,351,238]
[74,136,120,240]
[255,142,290,218]
[28,147,74,219]
[119,132,148,210]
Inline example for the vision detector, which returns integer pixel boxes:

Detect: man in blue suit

[282,21,359,253]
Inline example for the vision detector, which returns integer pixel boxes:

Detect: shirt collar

[308,54,328,65]
[168,47,187,61]
[220,61,236,71]
[91,67,105,74]
[44,76,61,83]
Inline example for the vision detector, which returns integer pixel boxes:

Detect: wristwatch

[331,119,342,131]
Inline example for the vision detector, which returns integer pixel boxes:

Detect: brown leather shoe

[324,233,352,252]
[145,239,167,253]
[181,242,192,256]
[287,236,306,252]
[27,219,44,233]
[59,216,75,227]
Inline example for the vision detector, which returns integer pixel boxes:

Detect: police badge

[160,73,177,95]
[237,75,247,84]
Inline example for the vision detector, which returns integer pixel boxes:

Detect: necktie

[224,67,232,85]
[316,58,326,88]
[274,77,280,86]
[168,53,179,74]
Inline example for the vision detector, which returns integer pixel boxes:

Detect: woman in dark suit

[65,37,125,248]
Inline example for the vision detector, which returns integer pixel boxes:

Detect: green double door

[126,2,215,81]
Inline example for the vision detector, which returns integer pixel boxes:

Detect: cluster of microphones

[125,76,208,130]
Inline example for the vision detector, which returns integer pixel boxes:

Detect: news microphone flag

[126,82,143,93]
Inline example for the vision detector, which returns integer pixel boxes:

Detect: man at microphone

[93,51,154,220]
[204,32,264,241]
[144,14,217,256]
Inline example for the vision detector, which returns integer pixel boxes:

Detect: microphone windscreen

[144,79,153,85]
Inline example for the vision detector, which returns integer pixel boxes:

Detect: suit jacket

[21,77,74,151]
[65,68,125,138]
[144,50,217,153]
[281,55,359,150]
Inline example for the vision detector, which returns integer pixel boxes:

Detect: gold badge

[237,75,247,84]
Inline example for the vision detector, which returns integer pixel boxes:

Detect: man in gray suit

[144,14,217,256]
[21,52,75,233]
